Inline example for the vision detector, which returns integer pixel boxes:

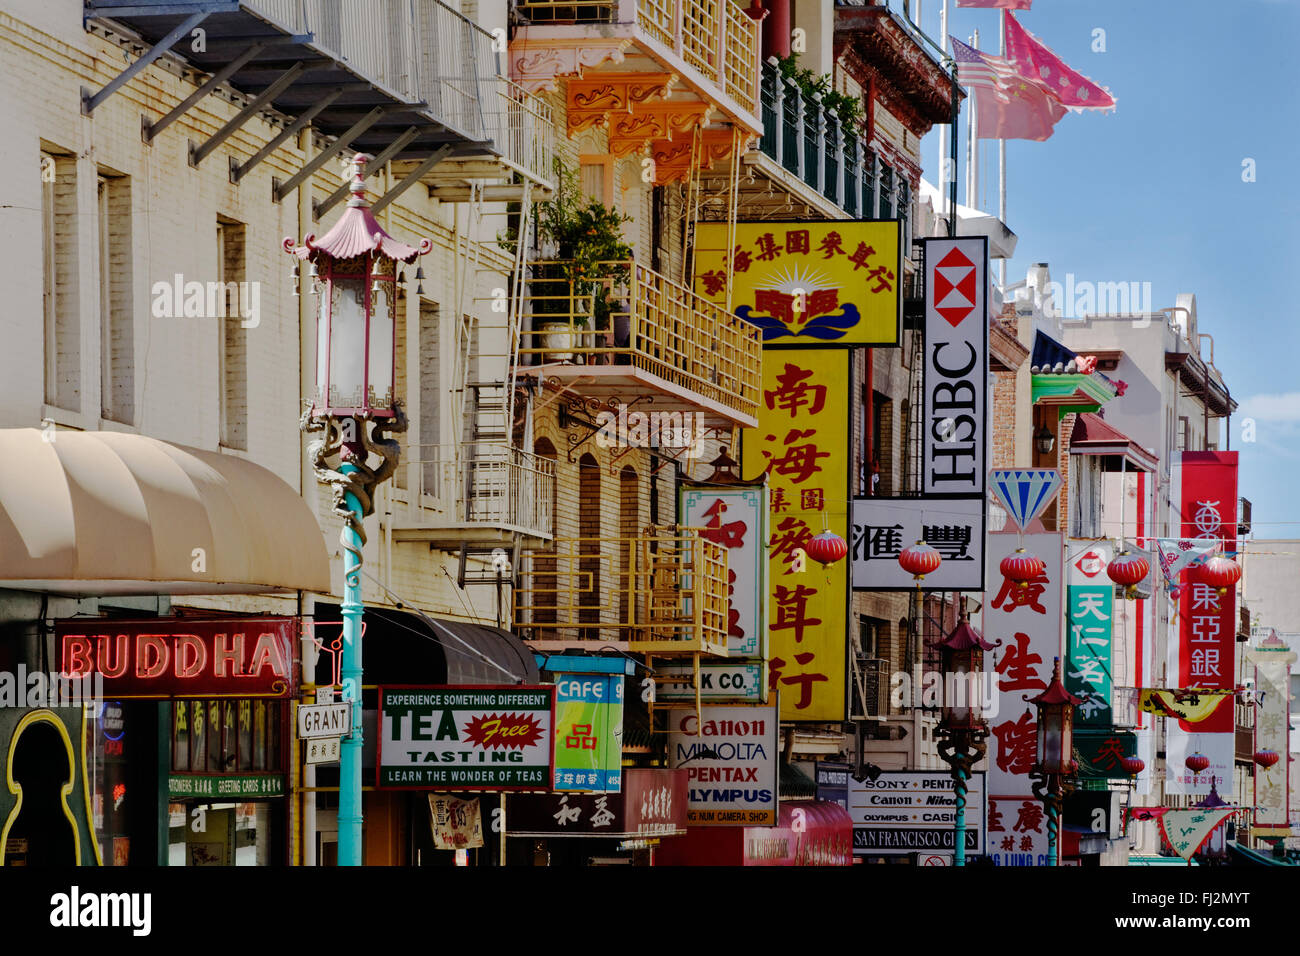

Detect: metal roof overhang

[1069,413,1158,471]
[84,1,496,184]
[1164,352,1235,417]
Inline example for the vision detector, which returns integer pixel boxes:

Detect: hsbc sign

[922,238,988,497]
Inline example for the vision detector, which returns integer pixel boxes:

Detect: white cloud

[1236,392,1300,422]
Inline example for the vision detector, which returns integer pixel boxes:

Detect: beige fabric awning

[0,428,330,596]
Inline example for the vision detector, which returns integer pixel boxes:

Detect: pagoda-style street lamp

[935,611,996,867]
[286,153,430,867]
[1028,658,1081,866]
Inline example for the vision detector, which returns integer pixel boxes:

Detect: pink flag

[956,0,1032,8]
[951,37,1066,141]
[1004,11,1116,110]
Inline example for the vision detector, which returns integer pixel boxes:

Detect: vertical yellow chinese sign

[742,348,850,721]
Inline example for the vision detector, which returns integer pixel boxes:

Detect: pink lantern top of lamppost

[285,153,431,420]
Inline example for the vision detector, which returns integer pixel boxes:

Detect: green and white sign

[1066,584,1113,726]
[377,686,554,790]
[168,774,285,798]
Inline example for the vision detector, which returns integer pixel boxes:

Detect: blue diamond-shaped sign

[990,469,1063,531]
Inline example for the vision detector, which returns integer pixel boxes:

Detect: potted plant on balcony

[505,159,634,363]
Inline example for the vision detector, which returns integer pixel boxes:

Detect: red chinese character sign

[693,222,901,346]
[742,349,850,721]
[681,486,768,659]
[1166,451,1237,795]
[984,532,1063,865]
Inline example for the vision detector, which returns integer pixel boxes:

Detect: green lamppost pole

[288,153,428,865]
[1029,658,1081,867]
[935,607,994,866]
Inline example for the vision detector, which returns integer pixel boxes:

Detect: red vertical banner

[1177,452,1238,733]
[1165,451,1238,795]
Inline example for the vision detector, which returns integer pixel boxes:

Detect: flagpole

[998,10,1007,293]
[939,0,950,228]
[968,30,979,209]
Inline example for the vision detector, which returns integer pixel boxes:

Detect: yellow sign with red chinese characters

[694,222,900,346]
[742,348,849,721]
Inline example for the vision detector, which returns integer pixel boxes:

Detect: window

[99,172,134,424]
[580,155,614,207]
[418,300,440,494]
[43,149,79,411]
[217,218,247,447]
[879,164,894,219]
[1070,454,1103,539]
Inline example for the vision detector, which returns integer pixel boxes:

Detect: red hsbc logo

[933,247,977,327]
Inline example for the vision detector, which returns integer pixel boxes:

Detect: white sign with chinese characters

[851,497,985,590]
[681,486,767,658]
[983,532,1063,866]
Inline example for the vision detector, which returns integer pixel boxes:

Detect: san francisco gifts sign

[378,686,555,790]
[56,618,296,698]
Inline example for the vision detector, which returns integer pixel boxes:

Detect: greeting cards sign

[681,486,767,658]
[377,686,554,790]
[693,222,901,346]
[984,532,1062,866]
[1167,451,1237,794]
[742,348,849,721]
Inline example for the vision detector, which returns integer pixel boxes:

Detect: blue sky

[910,0,1300,536]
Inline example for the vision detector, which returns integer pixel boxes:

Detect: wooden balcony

[518,261,761,429]
[391,443,555,546]
[513,530,729,656]
[510,0,761,183]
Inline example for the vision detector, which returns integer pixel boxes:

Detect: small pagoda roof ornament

[283,153,431,263]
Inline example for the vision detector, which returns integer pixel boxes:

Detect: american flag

[950,37,1017,97]
[950,36,1066,141]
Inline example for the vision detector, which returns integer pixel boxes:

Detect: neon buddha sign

[56,618,296,699]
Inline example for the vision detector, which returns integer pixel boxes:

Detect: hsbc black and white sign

[922,237,988,497]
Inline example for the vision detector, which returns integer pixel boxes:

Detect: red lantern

[1194,555,1241,596]
[1185,752,1210,774]
[999,548,1045,588]
[1121,756,1145,776]
[1255,749,1280,770]
[898,541,942,581]
[804,530,848,567]
[1106,551,1150,599]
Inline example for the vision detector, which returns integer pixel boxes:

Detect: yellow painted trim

[1,710,92,866]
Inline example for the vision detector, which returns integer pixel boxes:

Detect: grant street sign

[297,702,351,739]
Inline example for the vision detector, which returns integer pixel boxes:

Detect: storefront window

[87,701,131,865]
[167,801,277,866]
[170,699,283,774]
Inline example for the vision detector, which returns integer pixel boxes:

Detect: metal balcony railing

[514,0,759,115]
[237,0,552,184]
[518,261,761,421]
[395,443,555,538]
[758,58,913,235]
[514,530,729,653]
